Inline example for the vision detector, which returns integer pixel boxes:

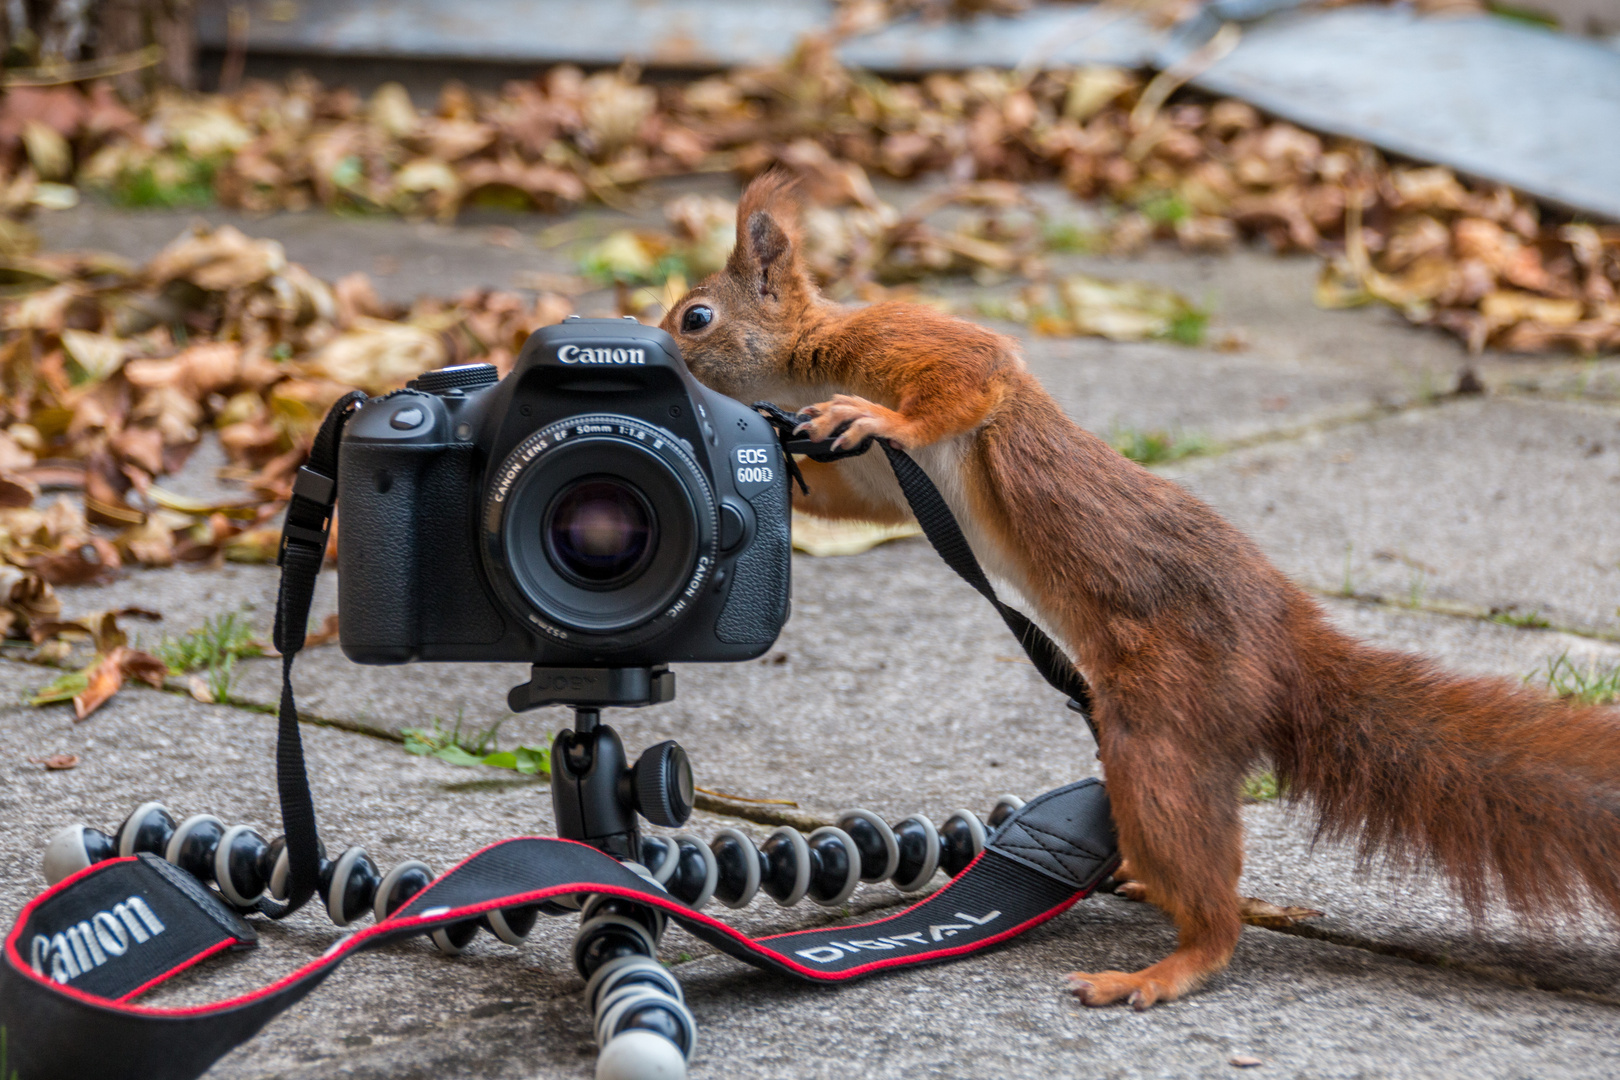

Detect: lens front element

[483,415,718,642]
[545,478,656,587]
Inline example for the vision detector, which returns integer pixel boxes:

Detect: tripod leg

[574,895,695,1080]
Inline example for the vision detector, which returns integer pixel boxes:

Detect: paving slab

[1174,395,1620,636]
[47,523,1620,991]
[980,247,1479,448]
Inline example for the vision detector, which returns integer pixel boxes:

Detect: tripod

[508,664,700,1079]
[40,664,1017,1080]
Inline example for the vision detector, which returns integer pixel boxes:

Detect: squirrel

[659,172,1620,1009]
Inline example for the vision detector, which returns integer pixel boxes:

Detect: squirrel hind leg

[1068,707,1247,1008]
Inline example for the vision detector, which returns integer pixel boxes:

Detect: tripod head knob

[631,741,693,828]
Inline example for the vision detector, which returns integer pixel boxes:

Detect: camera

[334,317,792,680]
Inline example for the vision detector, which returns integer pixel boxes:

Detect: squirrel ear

[744,210,793,296]
[729,172,806,302]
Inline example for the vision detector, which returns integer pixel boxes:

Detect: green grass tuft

[1109,427,1209,466]
[1242,771,1282,802]
[153,611,262,705]
[107,155,219,209]
[155,611,262,673]
[1531,651,1620,707]
[1041,221,1103,254]
[1492,609,1550,629]
[1164,307,1208,346]
[403,714,550,776]
[1136,190,1191,227]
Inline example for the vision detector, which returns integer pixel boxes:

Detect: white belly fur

[837,435,1073,654]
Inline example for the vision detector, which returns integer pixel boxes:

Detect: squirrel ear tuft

[747,211,791,280]
[729,171,806,301]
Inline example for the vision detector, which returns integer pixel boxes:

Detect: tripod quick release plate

[508,665,676,712]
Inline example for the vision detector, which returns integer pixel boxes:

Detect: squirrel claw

[799,394,905,450]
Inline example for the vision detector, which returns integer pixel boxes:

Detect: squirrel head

[661,171,822,398]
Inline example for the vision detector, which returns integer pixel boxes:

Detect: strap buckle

[277,466,337,566]
[291,466,336,507]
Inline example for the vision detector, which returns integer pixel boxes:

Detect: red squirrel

[660,173,1620,1009]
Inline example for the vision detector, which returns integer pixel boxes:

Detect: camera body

[335,317,791,668]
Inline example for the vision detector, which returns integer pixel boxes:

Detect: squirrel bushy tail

[1280,624,1620,921]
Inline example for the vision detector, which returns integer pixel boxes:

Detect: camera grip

[715,470,790,645]
[337,443,427,663]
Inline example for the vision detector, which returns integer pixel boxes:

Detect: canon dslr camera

[334,317,791,684]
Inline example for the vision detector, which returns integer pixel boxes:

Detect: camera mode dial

[408,363,499,395]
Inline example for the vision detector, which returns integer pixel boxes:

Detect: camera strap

[0,782,1115,1080]
[0,394,1119,1080]
[752,403,1097,741]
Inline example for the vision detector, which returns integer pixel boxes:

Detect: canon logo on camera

[558,345,646,365]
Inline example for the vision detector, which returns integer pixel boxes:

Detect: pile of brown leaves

[0,223,574,599]
[0,33,1615,354]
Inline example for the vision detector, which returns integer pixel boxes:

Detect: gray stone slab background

[1175,396,1620,636]
[1190,7,1620,222]
[195,0,1165,72]
[193,2,1620,223]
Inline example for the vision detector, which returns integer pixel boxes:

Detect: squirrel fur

[660,172,1620,1009]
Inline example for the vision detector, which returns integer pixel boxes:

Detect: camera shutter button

[390,406,426,431]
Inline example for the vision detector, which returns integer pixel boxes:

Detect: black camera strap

[268,389,368,919]
[752,403,1096,740]
[0,394,1118,1080]
[0,782,1116,1080]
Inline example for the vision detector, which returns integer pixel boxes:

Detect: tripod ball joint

[39,801,459,935]
[586,955,695,1080]
[693,798,1018,912]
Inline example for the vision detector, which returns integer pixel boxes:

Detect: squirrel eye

[680,305,714,333]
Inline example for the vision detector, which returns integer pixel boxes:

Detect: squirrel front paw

[795,395,909,451]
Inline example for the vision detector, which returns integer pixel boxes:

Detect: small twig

[1129,21,1241,133]
[2,45,164,88]
[695,786,799,807]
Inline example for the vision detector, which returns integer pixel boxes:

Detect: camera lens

[544,479,656,587]
[484,414,718,639]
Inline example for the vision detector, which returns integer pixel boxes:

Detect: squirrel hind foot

[1066,951,1221,1009]
[1066,969,1181,1010]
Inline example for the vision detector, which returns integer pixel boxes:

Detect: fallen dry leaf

[73,644,168,721]
[791,510,921,557]
[186,674,215,703]
[1230,1057,1264,1068]
[304,612,341,647]
[36,753,79,770]
[1237,895,1324,928]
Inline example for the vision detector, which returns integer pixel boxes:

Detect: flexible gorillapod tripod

[0,399,1120,1080]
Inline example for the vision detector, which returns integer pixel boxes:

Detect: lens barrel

[482,415,718,642]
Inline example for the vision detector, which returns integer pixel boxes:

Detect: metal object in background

[1188,7,1620,222]
[194,0,1162,70]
